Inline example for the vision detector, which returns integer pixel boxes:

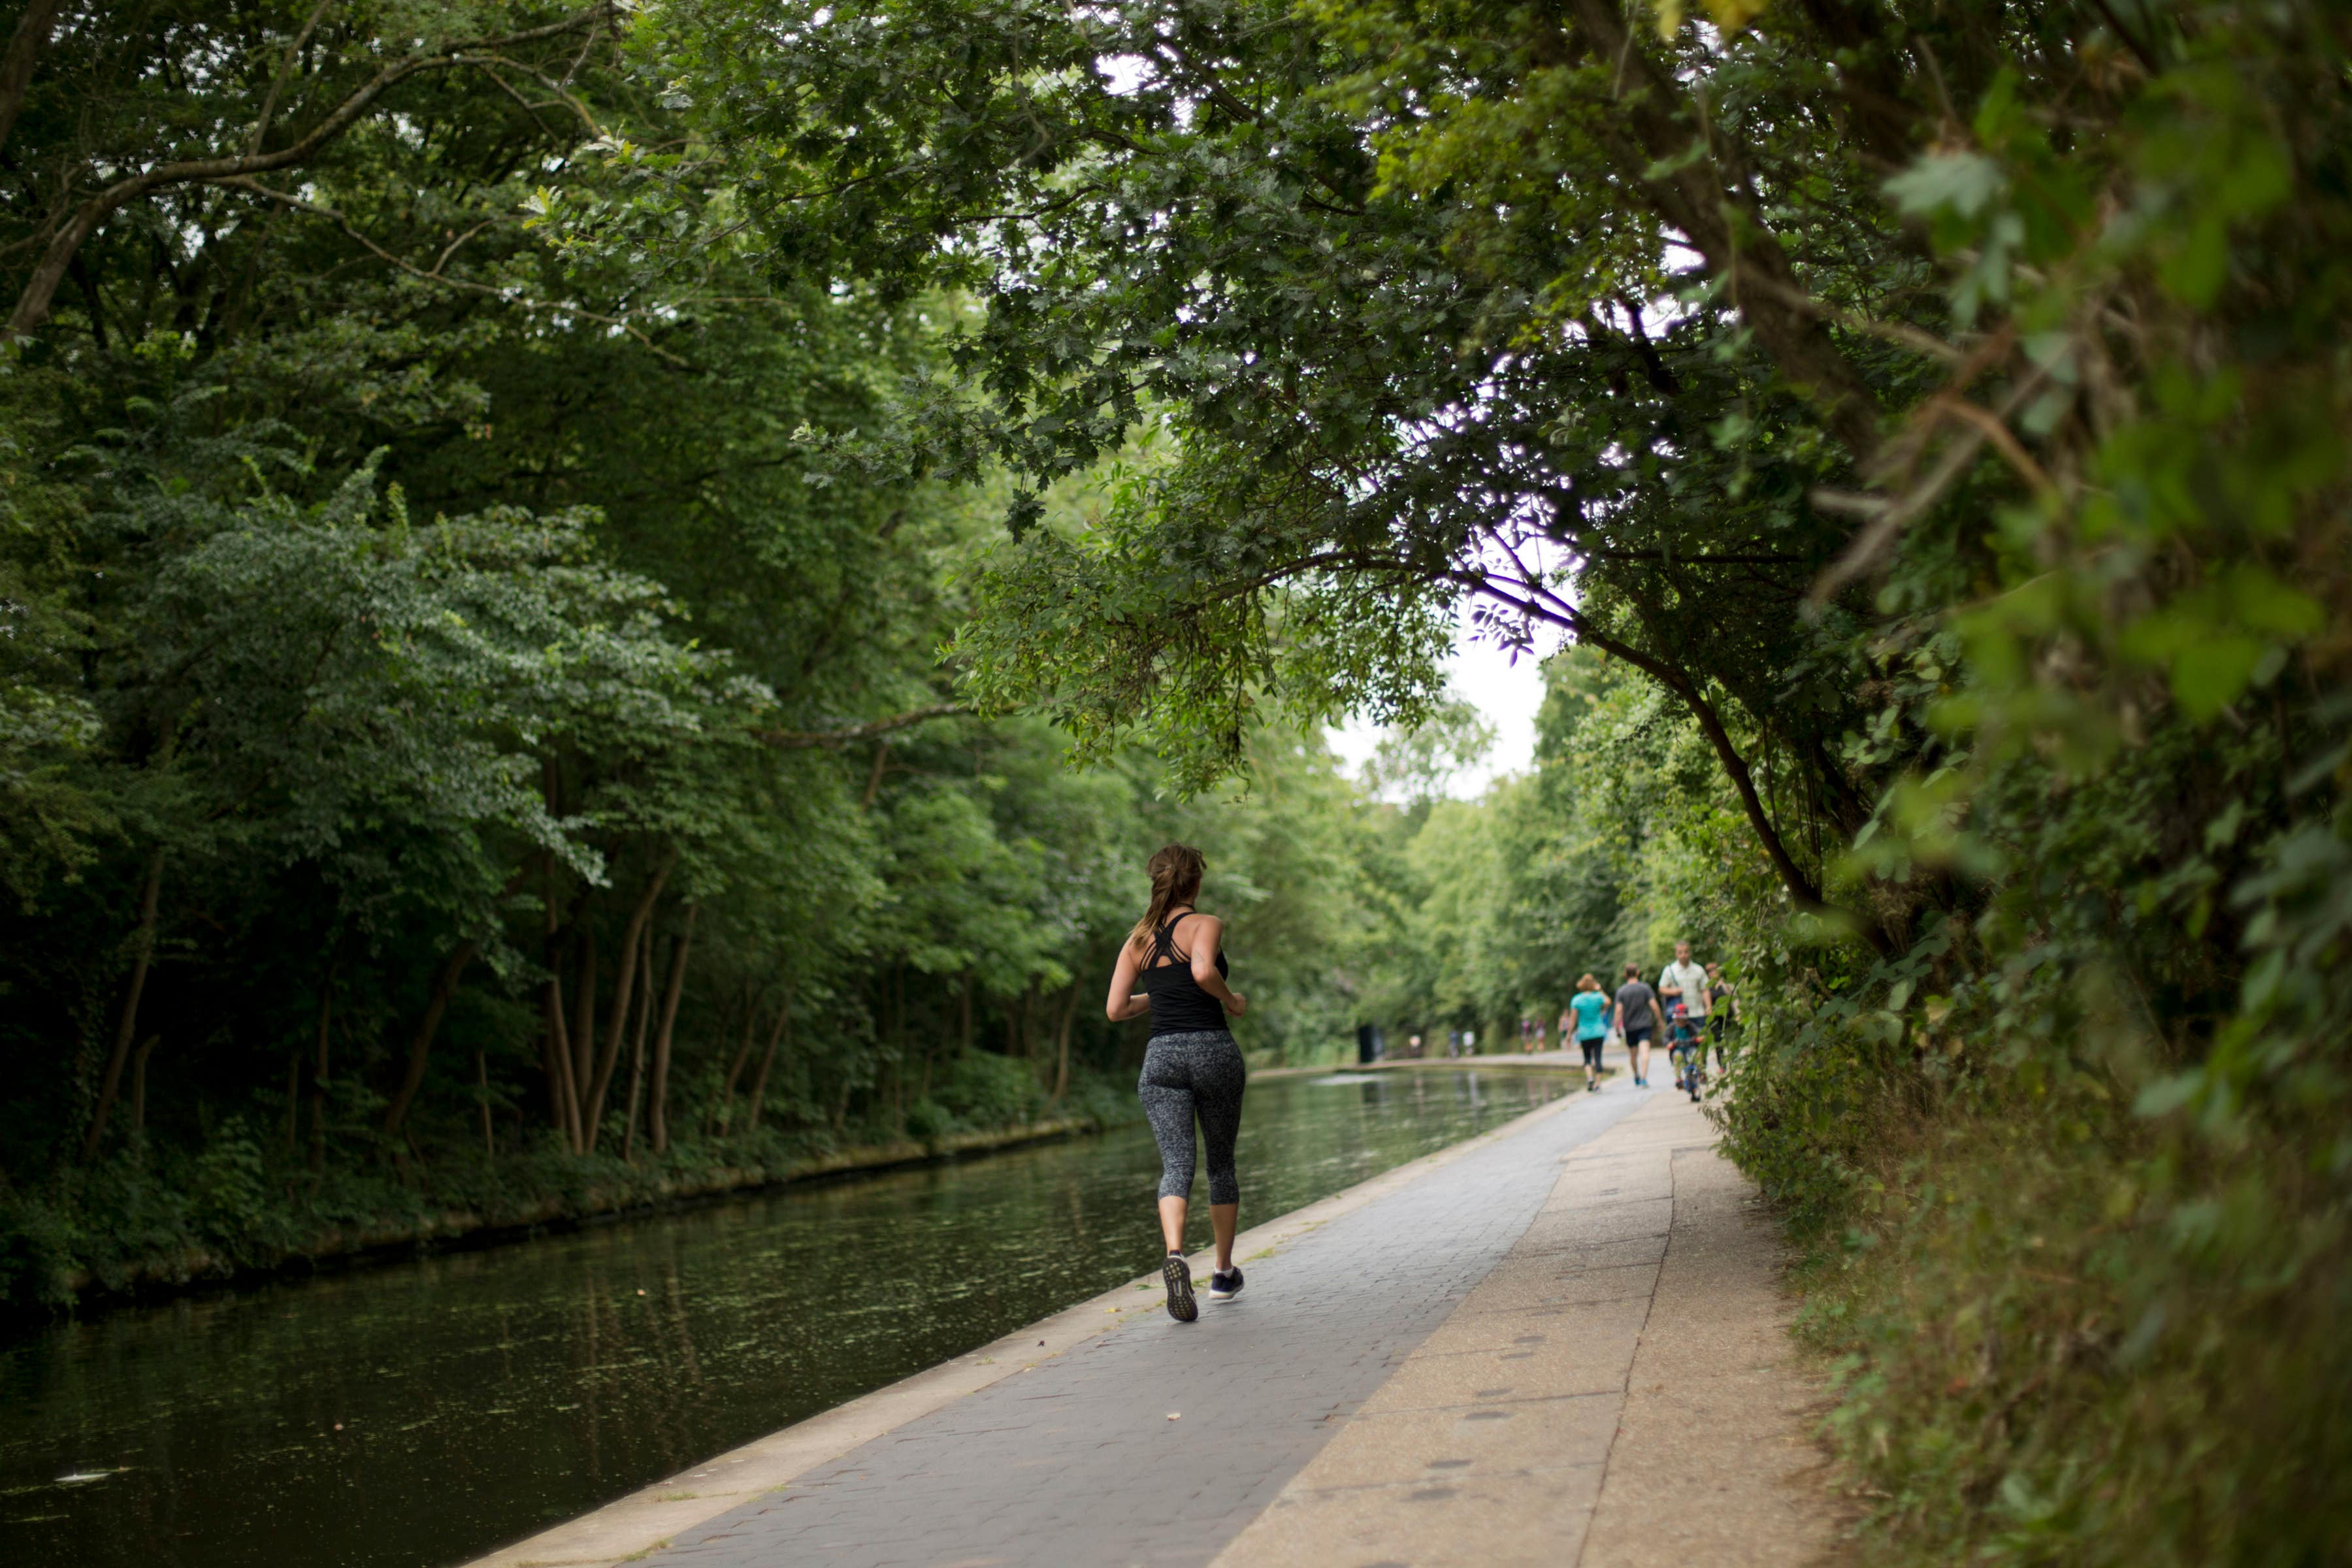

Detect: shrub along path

[473,1053,1838,1568]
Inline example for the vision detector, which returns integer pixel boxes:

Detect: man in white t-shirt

[1659,941,1709,1026]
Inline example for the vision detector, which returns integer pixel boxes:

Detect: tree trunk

[649,904,696,1156]
[0,0,65,157]
[282,1047,302,1153]
[747,994,789,1133]
[82,847,165,1159]
[1011,981,1034,1061]
[621,939,656,1162]
[1050,983,1081,1104]
[546,968,581,1151]
[380,939,478,1139]
[570,926,598,1136]
[129,1036,159,1139]
[713,980,759,1136]
[309,960,338,1176]
[583,851,672,1154]
[538,783,580,1150]
[476,1047,493,1157]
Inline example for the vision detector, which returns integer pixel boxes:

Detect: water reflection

[0,1068,1567,1568]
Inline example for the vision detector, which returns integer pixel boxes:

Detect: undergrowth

[1723,979,2352,1565]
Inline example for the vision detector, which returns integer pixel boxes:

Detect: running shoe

[1209,1266,1245,1302]
[1162,1251,1198,1322]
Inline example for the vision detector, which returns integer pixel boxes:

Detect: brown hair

[1130,843,1205,952]
[1578,973,1599,991]
[1623,962,1641,979]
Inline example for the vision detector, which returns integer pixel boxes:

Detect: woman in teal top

[1565,973,1611,1092]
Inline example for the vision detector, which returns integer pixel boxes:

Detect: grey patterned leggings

[1137,1030,1247,1205]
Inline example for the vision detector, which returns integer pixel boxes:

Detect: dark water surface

[1,1067,1569,1568]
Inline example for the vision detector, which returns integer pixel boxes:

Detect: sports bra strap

[1151,910,1199,966]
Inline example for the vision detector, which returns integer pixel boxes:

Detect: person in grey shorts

[1105,843,1250,1322]
[1612,963,1661,1088]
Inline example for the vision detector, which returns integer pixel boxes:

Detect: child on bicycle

[1666,1000,1707,1102]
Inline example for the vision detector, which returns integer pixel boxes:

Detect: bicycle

[1666,1004,1707,1103]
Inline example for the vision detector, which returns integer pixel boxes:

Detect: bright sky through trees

[1329,611,1548,801]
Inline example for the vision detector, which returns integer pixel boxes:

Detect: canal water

[0,1066,1570,1568]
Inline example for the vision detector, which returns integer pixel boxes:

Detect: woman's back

[1139,911,1229,1037]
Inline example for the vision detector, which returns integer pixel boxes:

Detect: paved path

[1209,1079,1835,1567]
[476,1057,1837,1568]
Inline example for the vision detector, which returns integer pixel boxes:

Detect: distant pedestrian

[1659,940,1708,1030]
[1613,963,1661,1088]
[1105,843,1250,1322]
[1565,974,1610,1092]
[1705,962,1740,1072]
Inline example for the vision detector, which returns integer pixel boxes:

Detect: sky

[1327,608,1554,800]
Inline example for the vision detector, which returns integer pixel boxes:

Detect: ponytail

[1130,843,1206,953]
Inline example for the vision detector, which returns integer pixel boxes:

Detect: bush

[0,1198,78,1313]
[930,1049,1047,1132]
[1720,913,2352,1565]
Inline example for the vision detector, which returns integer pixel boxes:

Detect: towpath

[474,1057,1838,1568]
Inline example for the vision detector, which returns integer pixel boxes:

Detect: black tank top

[1140,911,1230,1037]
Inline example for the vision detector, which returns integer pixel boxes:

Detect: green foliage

[0,0,1403,1319]
[604,0,2352,1557]
[10,3,2352,1554]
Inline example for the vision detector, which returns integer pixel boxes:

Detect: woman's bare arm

[1105,938,1152,1022]
[1186,917,1247,1017]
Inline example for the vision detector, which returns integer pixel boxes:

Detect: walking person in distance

[1565,975,1610,1092]
[1104,844,1249,1322]
[1613,964,1661,1088]
[1659,939,1708,1036]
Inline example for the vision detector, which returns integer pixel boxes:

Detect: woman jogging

[1104,843,1250,1323]
[1565,975,1610,1092]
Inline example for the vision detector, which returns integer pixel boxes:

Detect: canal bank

[472,1051,1836,1568]
[51,1056,1586,1316]
[51,1115,1105,1312]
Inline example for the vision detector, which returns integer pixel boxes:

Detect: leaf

[1701,0,1771,35]
[2169,635,2262,721]
[2131,1072,2203,1120]
[1884,152,2007,221]
[2160,214,2230,308]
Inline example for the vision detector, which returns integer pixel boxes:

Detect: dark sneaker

[1162,1252,1198,1322]
[1209,1266,1245,1302]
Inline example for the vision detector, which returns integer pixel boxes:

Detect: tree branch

[1450,564,1889,953]
[0,0,63,158]
[759,702,967,749]
[5,3,615,338]
[249,0,336,155]
[222,178,687,365]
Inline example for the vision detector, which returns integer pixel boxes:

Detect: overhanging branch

[759,702,966,749]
